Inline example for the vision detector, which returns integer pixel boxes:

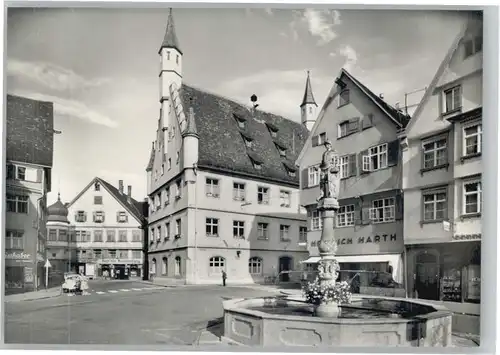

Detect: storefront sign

[452,233,481,241]
[100,259,141,264]
[310,234,397,247]
[5,252,32,262]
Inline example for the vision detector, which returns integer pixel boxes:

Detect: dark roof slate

[159,8,182,55]
[341,69,411,128]
[178,84,309,186]
[6,94,54,167]
[97,178,146,223]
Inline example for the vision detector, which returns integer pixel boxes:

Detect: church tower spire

[159,8,183,104]
[300,70,317,131]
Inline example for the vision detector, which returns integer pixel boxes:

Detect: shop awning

[334,254,403,283]
[301,256,321,264]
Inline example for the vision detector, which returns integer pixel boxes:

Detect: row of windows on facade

[151,176,294,212]
[47,229,142,243]
[150,256,266,277]
[154,151,180,181]
[73,210,131,224]
[48,248,142,260]
[421,121,482,171]
[307,119,482,188]
[150,217,307,243]
[5,230,45,253]
[307,140,397,186]
[309,197,400,229]
[308,178,482,230]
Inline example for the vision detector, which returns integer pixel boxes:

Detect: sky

[6,7,469,205]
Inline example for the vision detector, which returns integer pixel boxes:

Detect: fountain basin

[222,295,452,347]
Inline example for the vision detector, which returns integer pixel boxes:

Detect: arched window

[151,258,157,274]
[162,257,168,275]
[175,256,181,276]
[209,256,226,275]
[248,257,263,275]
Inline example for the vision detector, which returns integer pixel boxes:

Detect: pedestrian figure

[222,270,227,287]
[80,276,90,295]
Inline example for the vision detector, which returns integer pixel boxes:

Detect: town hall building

[145,9,310,285]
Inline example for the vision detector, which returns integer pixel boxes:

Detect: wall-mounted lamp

[236,250,241,258]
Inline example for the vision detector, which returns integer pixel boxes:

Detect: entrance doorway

[415,251,440,300]
[278,256,292,282]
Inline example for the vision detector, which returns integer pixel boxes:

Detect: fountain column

[314,140,341,317]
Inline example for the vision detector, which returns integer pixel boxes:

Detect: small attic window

[283,162,297,177]
[247,152,263,170]
[233,113,247,129]
[176,151,180,164]
[253,162,262,170]
[266,122,279,137]
[161,164,165,175]
[288,170,296,177]
[275,143,287,157]
[94,182,100,191]
[245,138,253,148]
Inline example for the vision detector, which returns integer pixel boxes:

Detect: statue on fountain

[316,140,341,209]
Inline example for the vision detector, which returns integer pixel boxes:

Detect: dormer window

[265,122,279,137]
[464,35,482,59]
[247,152,263,170]
[339,89,350,107]
[240,132,254,148]
[283,162,297,177]
[234,113,247,129]
[275,143,287,157]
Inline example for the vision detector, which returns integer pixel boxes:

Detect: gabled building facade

[296,69,410,292]
[145,9,309,285]
[58,178,146,278]
[399,12,482,313]
[5,94,54,294]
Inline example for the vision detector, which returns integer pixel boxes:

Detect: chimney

[127,185,132,197]
[118,180,124,194]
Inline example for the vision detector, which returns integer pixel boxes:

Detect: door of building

[279,256,292,282]
[415,251,440,300]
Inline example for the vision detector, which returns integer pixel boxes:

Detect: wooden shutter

[311,135,319,147]
[306,208,312,231]
[301,168,309,189]
[395,192,404,220]
[93,212,97,223]
[360,199,371,225]
[74,213,78,222]
[387,139,400,167]
[361,114,374,130]
[116,211,120,222]
[349,153,357,177]
[36,168,43,183]
[83,212,87,222]
[354,201,362,225]
[358,149,369,174]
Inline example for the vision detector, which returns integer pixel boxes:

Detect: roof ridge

[181,82,304,128]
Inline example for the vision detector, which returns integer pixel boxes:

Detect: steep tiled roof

[341,69,411,128]
[6,94,54,167]
[300,71,317,107]
[66,177,146,224]
[178,84,309,186]
[159,8,182,55]
[98,178,146,223]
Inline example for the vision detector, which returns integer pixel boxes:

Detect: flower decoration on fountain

[302,278,352,306]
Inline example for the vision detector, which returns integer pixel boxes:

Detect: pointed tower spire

[300,70,317,107]
[159,8,182,55]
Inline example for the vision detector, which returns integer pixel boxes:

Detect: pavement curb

[136,280,181,288]
[5,289,63,303]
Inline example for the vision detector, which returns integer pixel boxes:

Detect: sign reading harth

[311,234,397,247]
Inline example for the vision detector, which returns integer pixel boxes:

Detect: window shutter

[361,114,374,130]
[387,139,400,167]
[36,168,43,183]
[301,168,309,189]
[361,200,371,225]
[354,203,362,225]
[358,149,369,174]
[395,192,403,220]
[93,212,97,222]
[84,212,87,222]
[349,154,357,177]
[312,135,319,147]
[116,212,120,222]
[74,213,78,222]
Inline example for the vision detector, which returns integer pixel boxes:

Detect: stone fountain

[221,141,453,347]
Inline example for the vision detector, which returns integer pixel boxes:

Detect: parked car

[62,274,82,293]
